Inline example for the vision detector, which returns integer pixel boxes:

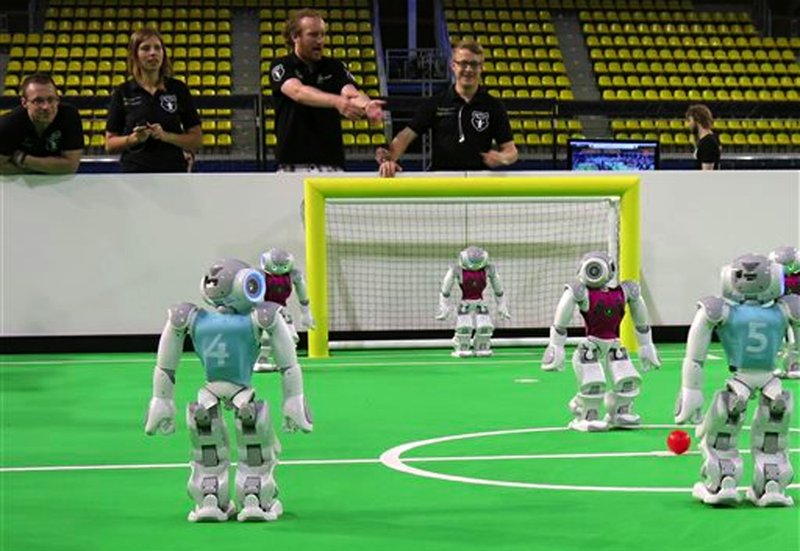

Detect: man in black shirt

[0,73,83,174]
[686,104,721,170]
[376,39,518,177]
[270,9,384,171]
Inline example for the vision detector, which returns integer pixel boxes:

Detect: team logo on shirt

[471,111,490,132]
[46,131,62,152]
[272,64,285,82]
[160,95,178,114]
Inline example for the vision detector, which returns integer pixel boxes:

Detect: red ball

[667,430,691,455]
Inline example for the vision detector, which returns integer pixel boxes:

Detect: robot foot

[746,481,795,508]
[188,495,236,522]
[283,394,313,433]
[604,413,641,429]
[692,478,741,507]
[568,419,608,432]
[451,350,473,358]
[474,349,493,357]
[253,357,278,373]
[237,496,283,522]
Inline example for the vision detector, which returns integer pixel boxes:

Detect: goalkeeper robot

[675,253,799,507]
[144,258,313,522]
[769,245,800,379]
[254,248,315,373]
[436,246,511,357]
[541,251,661,432]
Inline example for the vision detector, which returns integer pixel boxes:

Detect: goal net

[304,176,640,358]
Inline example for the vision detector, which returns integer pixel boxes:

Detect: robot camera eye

[588,265,601,277]
[246,278,260,294]
[204,277,219,288]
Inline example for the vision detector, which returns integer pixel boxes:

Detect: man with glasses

[0,73,83,174]
[376,39,517,177]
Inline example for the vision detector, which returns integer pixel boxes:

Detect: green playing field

[1,344,798,551]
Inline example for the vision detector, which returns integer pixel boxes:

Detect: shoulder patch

[697,296,726,323]
[620,280,641,303]
[566,281,587,303]
[778,293,800,321]
[271,63,285,82]
[254,301,282,329]
[168,302,197,330]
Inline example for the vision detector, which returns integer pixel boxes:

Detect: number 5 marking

[745,321,768,354]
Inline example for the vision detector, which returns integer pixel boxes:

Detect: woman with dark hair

[105,28,202,172]
[685,104,721,171]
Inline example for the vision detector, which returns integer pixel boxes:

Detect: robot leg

[568,341,608,432]
[186,395,235,522]
[747,381,794,507]
[233,395,283,521]
[472,306,494,357]
[602,346,643,428]
[692,385,747,506]
[253,330,277,373]
[452,306,474,358]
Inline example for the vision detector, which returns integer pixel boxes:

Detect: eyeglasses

[453,60,481,70]
[26,96,59,106]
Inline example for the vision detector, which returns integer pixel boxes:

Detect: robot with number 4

[436,246,511,357]
[675,254,798,507]
[144,258,313,522]
[541,251,661,432]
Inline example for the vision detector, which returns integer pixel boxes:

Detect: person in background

[686,104,721,170]
[105,28,202,173]
[0,73,83,174]
[376,39,517,177]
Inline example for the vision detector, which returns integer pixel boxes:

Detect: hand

[541,344,565,372]
[147,122,169,141]
[638,344,661,372]
[496,296,511,320]
[379,159,402,178]
[480,150,509,168]
[364,99,386,122]
[131,124,152,144]
[674,388,704,425]
[300,304,316,330]
[144,397,177,435]
[336,96,365,121]
[435,295,452,320]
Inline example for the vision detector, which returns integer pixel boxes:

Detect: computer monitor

[567,139,660,171]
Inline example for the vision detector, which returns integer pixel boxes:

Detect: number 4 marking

[203,334,230,367]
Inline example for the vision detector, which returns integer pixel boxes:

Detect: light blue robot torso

[716,303,787,371]
[190,309,258,386]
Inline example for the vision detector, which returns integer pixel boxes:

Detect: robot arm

[290,268,315,329]
[674,298,724,424]
[541,286,579,372]
[778,293,800,353]
[436,266,457,320]
[621,281,661,371]
[145,302,197,435]
[487,264,511,319]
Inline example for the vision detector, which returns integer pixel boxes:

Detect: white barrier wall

[2,170,798,336]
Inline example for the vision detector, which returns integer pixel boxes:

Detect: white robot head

[459,246,489,271]
[260,248,294,275]
[768,246,800,275]
[577,251,616,288]
[721,254,783,304]
[200,258,265,314]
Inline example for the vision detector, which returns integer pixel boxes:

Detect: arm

[700,162,715,171]
[12,149,81,175]
[480,140,519,168]
[281,78,363,120]
[105,125,151,154]
[377,127,418,178]
[148,123,202,154]
[341,84,384,121]
[487,264,510,319]
[0,154,20,174]
[621,280,660,371]
[290,269,315,329]
[435,266,458,320]
[541,287,578,371]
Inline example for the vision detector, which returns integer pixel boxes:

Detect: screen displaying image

[568,139,660,171]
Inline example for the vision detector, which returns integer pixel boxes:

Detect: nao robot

[144,258,313,522]
[769,245,800,379]
[254,248,315,373]
[541,251,660,432]
[675,254,799,507]
[436,246,511,357]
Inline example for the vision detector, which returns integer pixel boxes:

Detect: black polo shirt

[0,104,83,158]
[408,86,514,171]
[106,77,201,173]
[694,133,721,170]
[270,53,357,168]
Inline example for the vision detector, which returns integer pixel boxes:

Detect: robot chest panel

[582,288,625,338]
[265,274,292,304]
[461,269,487,300]
[785,274,800,295]
[192,313,258,384]
[718,305,786,369]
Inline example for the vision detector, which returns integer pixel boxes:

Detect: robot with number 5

[144,258,313,522]
[675,254,798,507]
[769,245,800,379]
[436,246,511,357]
[541,251,661,432]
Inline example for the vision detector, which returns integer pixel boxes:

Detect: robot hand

[637,344,661,372]
[144,397,177,435]
[282,394,313,434]
[300,303,316,330]
[541,326,567,372]
[674,387,704,425]
[435,295,453,321]
[496,295,511,320]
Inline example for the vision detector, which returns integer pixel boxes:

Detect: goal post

[304,175,640,358]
